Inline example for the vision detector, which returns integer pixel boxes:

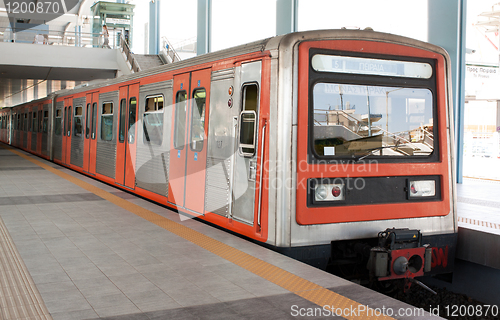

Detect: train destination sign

[312,54,433,79]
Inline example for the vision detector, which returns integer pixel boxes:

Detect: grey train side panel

[205,68,237,216]
[96,91,118,179]
[70,97,86,168]
[53,101,64,161]
[135,80,173,197]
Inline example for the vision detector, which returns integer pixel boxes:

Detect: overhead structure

[91,1,135,48]
[197,0,212,55]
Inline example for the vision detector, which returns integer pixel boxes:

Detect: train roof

[5,29,449,109]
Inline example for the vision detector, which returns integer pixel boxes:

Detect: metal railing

[0,26,122,49]
[119,34,141,73]
[160,36,181,64]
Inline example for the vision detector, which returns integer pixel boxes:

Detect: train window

[38,110,42,132]
[86,103,91,138]
[239,111,257,156]
[92,103,97,139]
[129,97,137,144]
[74,106,83,137]
[32,112,38,132]
[174,91,187,150]
[143,95,164,146]
[190,89,206,152]
[28,112,32,132]
[24,113,28,132]
[238,84,259,157]
[312,83,434,158]
[43,111,48,133]
[66,106,72,136]
[101,102,113,141]
[55,109,62,135]
[119,99,126,142]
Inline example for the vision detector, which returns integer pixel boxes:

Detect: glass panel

[28,112,32,131]
[128,98,137,144]
[239,111,256,156]
[243,84,258,111]
[67,106,72,136]
[174,91,187,149]
[86,103,91,138]
[92,103,97,139]
[43,111,48,133]
[38,111,42,132]
[143,96,164,146]
[312,83,434,158]
[55,109,62,135]
[311,55,433,79]
[74,106,83,137]
[119,99,126,142]
[32,112,37,132]
[101,102,113,141]
[190,89,206,152]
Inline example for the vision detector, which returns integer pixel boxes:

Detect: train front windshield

[310,54,436,159]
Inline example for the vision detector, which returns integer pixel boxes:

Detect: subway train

[0,29,457,286]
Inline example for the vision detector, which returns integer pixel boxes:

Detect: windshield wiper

[353,142,408,162]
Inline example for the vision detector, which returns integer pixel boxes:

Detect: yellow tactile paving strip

[3,145,396,320]
[0,212,52,320]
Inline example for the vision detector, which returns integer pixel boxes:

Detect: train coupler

[367,228,432,282]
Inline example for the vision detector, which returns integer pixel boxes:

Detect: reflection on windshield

[312,83,434,157]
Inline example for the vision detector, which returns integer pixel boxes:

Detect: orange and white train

[0,29,457,284]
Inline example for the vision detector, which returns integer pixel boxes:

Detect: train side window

[33,112,38,132]
[67,106,72,136]
[129,97,137,144]
[92,103,97,139]
[55,109,62,135]
[143,95,164,146]
[43,111,48,133]
[101,102,113,141]
[74,106,83,137]
[24,113,28,132]
[174,91,187,150]
[190,89,206,152]
[86,103,91,138]
[28,112,32,132]
[119,99,126,142]
[38,110,42,132]
[238,84,259,156]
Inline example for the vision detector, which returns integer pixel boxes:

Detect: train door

[83,92,99,175]
[115,83,139,189]
[168,69,210,214]
[37,106,43,155]
[62,97,73,165]
[230,61,262,225]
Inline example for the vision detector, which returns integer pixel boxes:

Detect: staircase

[132,54,165,70]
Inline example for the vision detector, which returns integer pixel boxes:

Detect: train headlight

[314,184,344,201]
[409,180,436,197]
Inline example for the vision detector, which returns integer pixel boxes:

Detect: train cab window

[101,102,113,141]
[55,109,62,135]
[92,103,97,139]
[143,95,164,146]
[74,106,83,137]
[119,99,126,142]
[43,111,49,133]
[129,97,137,144]
[190,89,206,152]
[239,84,259,156]
[174,91,187,150]
[32,112,38,132]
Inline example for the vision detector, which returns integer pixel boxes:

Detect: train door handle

[249,160,257,181]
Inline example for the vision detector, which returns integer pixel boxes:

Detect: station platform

[0,144,437,320]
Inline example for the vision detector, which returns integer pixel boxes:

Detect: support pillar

[427,0,467,184]
[197,0,211,55]
[276,0,298,36]
[149,0,160,55]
